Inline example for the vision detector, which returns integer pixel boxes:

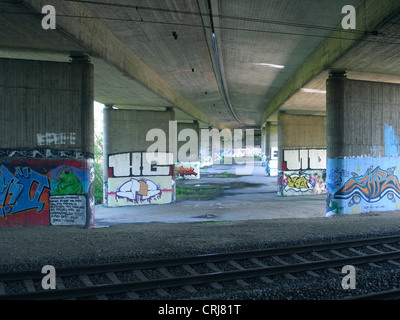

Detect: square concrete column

[277,112,326,196]
[326,71,400,216]
[262,122,278,176]
[103,108,176,207]
[176,121,200,179]
[0,57,94,228]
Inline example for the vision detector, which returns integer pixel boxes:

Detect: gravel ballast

[1,211,400,300]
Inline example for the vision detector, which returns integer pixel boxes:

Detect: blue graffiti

[384,125,399,157]
[327,168,350,189]
[0,166,50,218]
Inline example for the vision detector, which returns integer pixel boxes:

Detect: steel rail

[1,234,399,282]
[2,248,400,300]
[344,288,400,300]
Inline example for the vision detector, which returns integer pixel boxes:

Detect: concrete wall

[327,76,400,216]
[277,113,326,196]
[0,58,94,227]
[104,108,176,206]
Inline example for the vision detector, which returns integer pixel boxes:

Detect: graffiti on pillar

[282,149,326,171]
[50,195,87,226]
[106,152,175,206]
[278,170,326,196]
[287,173,314,191]
[115,178,162,204]
[176,162,200,179]
[327,168,351,188]
[37,132,77,146]
[327,157,400,216]
[334,166,400,206]
[108,152,174,177]
[108,176,174,206]
[0,155,93,227]
[49,163,93,226]
[51,168,83,195]
[0,165,50,218]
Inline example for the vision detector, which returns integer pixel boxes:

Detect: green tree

[94,131,104,204]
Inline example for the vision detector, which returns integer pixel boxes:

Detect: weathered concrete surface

[262,0,400,124]
[2,1,399,129]
[104,108,175,154]
[278,113,326,170]
[261,123,278,159]
[0,58,93,152]
[327,76,400,159]
[326,76,400,215]
[20,0,223,129]
[278,113,326,150]
[0,58,94,227]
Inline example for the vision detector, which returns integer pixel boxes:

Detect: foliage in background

[94,132,103,204]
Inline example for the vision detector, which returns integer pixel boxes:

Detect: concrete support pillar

[267,123,278,160]
[199,126,214,168]
[254,130,261,150]
[103,108,176,207]
[326,70,400,216]
[277,113,326,196]
[176,121,200,179]
[0,57,94,228]
[262,122,278,176]
[261,125,267,156]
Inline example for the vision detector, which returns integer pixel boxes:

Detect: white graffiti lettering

[283,149,326,171]
[108,152,174,178]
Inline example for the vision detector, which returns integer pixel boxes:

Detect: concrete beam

[22,0,224,130]
[262,0,400,124]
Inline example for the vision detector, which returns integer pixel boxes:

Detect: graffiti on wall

[326,157,400,216]
[282,149,326,171]
[107,176,174,206]
[50,195,87,226]
[278,170,326,196]
[335,166,400,205]
[116,178,162,203]
[176,162,200,179]
[108,152,173,177]
[327,158,400,216]
[51,167,84,195]
[106,152,175,206]
[0,148,91,160]
[0,155,93,227]
[0,165,49,217]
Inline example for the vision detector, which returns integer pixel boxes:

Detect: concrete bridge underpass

[1,0,400,227]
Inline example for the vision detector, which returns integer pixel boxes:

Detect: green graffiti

[327,200,341,216]
[53,170,83,195]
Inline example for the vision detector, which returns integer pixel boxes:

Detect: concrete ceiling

[1,0,400,129]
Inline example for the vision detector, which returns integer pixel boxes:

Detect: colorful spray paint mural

[282,149,326,171]
[326,157,400,216]
[278,170,326,196]
[176,162,200,179]
[106,152,175,206]
[0,165,49,220]
[0,150,94,227]
[278,148,326,196]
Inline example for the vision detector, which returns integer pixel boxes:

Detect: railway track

[1,234,400,300]
[346,288,400,300]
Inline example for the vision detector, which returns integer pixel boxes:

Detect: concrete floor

[94,162,326,228]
